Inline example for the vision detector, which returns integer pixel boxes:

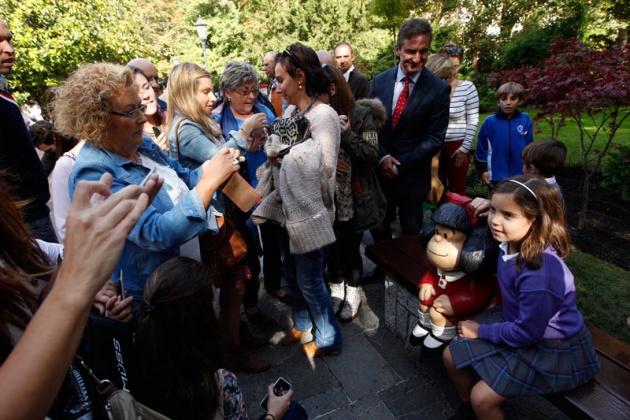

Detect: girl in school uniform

[443,174,600,419]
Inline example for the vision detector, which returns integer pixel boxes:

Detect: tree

[1,0,149,103]
[496,39,630,230]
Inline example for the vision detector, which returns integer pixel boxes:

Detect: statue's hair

[420,203,498,274]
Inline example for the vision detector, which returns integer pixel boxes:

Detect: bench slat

[586,321,630,370]
[365,235,429,294]
[546,355,630,419]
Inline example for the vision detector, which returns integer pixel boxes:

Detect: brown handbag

[198,215,247,288]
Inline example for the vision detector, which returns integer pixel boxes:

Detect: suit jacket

[348,68,370,100]
[369,66,450,196]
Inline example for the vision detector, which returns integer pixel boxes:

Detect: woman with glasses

[51,62,240,316]
[166,62,271,373]
[215,61,291,325]
[254,43,343,357]
[436,44,480,196]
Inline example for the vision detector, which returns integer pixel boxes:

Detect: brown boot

[282,327,309,346]
[223,345,271,373]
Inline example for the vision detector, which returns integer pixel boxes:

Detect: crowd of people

[0,14,601,420]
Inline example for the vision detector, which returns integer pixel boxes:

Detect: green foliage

[602,144,630,202]
[2,0,628,103]
[1,0,149,103]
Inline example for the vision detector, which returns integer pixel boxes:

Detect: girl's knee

[443,346,454,367]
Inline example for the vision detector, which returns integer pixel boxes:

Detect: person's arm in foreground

[0,172,158,420]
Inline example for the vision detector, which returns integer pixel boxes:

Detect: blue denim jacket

[167,116,247,170]
[69,136,218,299]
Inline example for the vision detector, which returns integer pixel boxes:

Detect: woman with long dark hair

[253,44,343,357]
[320,64,387,323]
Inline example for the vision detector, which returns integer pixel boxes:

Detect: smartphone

[152,126,162,138]
[117,270,125,299]
[140,166,156,187]
[260,377,292,409]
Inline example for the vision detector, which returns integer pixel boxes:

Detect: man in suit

[368,18,450,242]
[334,42,370,100]
[0,18,57,242]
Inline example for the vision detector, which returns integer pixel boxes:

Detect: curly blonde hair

[51,63,134,146]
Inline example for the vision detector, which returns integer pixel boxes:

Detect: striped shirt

[444,81,479,152]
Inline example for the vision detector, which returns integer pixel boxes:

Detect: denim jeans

[26,210,59,244]
[280,230,342,350]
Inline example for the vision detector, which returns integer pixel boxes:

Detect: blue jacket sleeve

[175,122,246,163]
[69,165,216,252]
[474,118,490,174]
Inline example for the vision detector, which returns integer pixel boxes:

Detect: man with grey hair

[127,57,167,111]
[0,18,57,242]
[368,18,450,244]
[262,50,284,117]
[334,41,369,99]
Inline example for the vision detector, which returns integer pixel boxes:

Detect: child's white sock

[423,323,456,349]
[412,311,431,337]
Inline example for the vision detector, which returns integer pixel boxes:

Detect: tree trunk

[578,173,591,230]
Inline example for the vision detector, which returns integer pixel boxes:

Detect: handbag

[198,215,247,288]
[75,355,171,420]
[268,99,315,157]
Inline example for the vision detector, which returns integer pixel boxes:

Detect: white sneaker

[329,282,345,315]
[339,285,362,323]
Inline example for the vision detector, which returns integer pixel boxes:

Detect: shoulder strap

[174,119,184,160]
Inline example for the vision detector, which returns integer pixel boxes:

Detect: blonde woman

[166,63,266,169]
[436,45,480,195]
[166,63,270,373]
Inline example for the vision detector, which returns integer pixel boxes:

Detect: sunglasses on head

[445,46,464,57]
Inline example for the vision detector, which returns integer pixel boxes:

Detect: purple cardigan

[478,246,584,347]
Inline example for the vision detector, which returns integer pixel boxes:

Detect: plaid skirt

[449,306,600,397]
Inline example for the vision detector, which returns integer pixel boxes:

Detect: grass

[476,108,630,167]
[567,250,630,344]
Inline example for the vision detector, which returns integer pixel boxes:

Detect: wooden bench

[365,235,630,420]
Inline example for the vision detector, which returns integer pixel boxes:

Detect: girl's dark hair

[135,257,224,419]
[420,203,498,275]
[0,173,52,346]
[491,174,571,270]
[321,64,353,116]
[276,43,331,97]
[128,65,165,126]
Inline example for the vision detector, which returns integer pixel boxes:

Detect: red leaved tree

[493,39,630,230]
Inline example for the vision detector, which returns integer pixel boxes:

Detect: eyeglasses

[234,87,260,97]
[111,104,147,119]
[445,46,464,57]
[146,75,161,85]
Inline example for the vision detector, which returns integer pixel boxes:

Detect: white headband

[508,179,538,201]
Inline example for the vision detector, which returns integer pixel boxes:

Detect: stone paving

[239,239,570,420]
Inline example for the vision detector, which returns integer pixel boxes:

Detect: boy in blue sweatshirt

[475,82,533,190]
